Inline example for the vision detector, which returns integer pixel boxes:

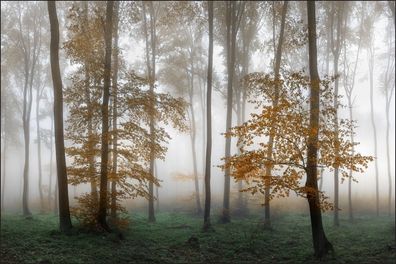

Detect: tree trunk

[263,1,288,228]
[22,49,32,217]
[306,1,334,258]
[148,1,157,223]
[97,1,114,231]
[385,102,391,216]
[1,109,6,211]
[330,2,344,227]
[110,1,120,221]
[222,1,244,224]
[48,114,53,210]
[154,162,159,212]
[48,1,72,232]
[203,0,213,231]
[189,67,202,215]
[368,45,379,216]
[36,86,44,212]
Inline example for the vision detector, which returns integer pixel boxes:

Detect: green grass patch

[1,212,395,263]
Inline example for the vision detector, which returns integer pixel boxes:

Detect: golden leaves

[222,71,373,211]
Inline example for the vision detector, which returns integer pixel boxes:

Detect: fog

[1,1,394,218]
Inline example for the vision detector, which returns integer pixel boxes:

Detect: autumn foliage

[63,2,188,229]
[223,71,373,210]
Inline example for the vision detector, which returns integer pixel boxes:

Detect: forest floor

[1,211,395,264]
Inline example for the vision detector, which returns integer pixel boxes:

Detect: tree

[203,0,213,232]
[328,1,347,227]
[48,0,72,232]
[110,0,120,221]
[380,19,395,216]
[224,2,372,257]
[10,2,46,216]
[97,0,114,232]
[306,2,333,256]
[341,2,364,221]
[157,2,206,215]
[263,0,288,228]
[362,2,380,216]
[221,1,245,224]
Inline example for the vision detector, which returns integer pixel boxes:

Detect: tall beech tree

[203,0,213,232]
[305,2,333,256]
[221,1,245,224]
[329,1,346,227]
[48,0,73,232]
[97,0,114,231]
[224,1,371,257]
[263,0,288,228]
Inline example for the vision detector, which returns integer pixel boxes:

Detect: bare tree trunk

[148,1,157,223]
[36,86,44,212]
[263,1,288,228]
[154,162,159,212]
[48,114,54,210]
[97,1,114,231]
[189,65,202,215]
[48,1,72,232]
[203,0,213,231]
[110,1,120,221]
[222,1,244,224]
[368,45,379,216]
[306,2,334,258]
[329,2,345,227]
[1,109,6,211]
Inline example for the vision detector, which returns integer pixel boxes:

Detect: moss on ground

[1,212,395,263]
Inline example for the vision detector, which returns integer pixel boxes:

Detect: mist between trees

[1,1,395,261]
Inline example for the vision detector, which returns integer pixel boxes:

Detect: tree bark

[142,1,157,223]
[306,1,334,258]
[368,44,379,216]
[110,1,120,221]
[329,2,344,227]
[1,107,6,211]
[222,1,244,224]
[203,0,213,231]
[36,85,44,212]
[263,1,288,228]
[48,0,72,232]
[188,64,202,215]
[97,1,114,231]
[48,114,54,210]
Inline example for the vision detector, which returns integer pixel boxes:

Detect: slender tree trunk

[48,1,72,232]
[36,87,44,212]
[1,113,6,211]
[330,2,344,227]
[97,1,114,231]
[368,46,379,216]
[348,99,354,221]
[189,67,202,215]
[154,162,159,212]
[222,3,232,224]
[148,1,157,223]
[48,114,53,210]
[222,1,244,223]
[142,2,155,223]
[54,172,58,215]
[263,1,288,227]
[22,74,32,217]
[306,1,334,258]
[385,102,391,216]
[203,0,213,231]
[199,75,206,205]
[110,1,120,220]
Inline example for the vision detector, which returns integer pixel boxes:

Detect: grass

[1,211,395,263]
